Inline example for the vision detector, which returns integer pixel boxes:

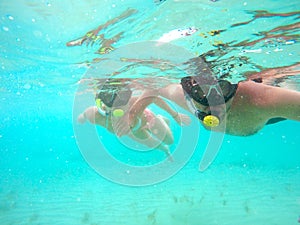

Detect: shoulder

[238,80,300,106]
[236,80,277,106]
[159,83,183,98]
[159,83,186,102]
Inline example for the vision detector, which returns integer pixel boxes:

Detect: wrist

[172,112,179,118]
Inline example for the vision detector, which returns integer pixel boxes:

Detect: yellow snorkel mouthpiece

[112,109,124,117]
[203,115,220,127]
[95,98,101,108]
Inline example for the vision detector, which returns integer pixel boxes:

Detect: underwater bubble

[2,26,9,31]
[23,83,31,89]
[7,15,14,20]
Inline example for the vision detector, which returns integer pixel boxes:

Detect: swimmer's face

[100,102,109,111]
[193,98,232,127]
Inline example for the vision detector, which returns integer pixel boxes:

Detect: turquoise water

[1,0,300,224]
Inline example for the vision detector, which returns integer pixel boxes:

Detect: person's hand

[77,113,86,124]
[173,113,191,126]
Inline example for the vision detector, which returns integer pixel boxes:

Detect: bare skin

[114,89,191,136]
[78,106,173,158]
[78,95,191,159]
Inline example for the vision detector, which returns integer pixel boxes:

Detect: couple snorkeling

[113,60,300,137]
[78,60,300,160]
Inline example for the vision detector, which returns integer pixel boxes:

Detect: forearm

[158,84,189,111]
[127,95,155,125]
[153,97,178,118]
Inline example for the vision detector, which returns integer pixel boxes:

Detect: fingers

[180,114,192,126]
[175,114,191,126]
[77,113,86,124]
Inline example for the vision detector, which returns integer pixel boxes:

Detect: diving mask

[95,98,124,117]
[181,76,237,106]
[95,82,132,117]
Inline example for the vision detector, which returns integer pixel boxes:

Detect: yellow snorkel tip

[95,98,101,108]
[112,109,124,117]
[203,115,220,127]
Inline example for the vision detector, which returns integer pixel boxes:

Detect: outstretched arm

[127,93,191,127]
[152,97,191,126]
[77,106,106,125]
[158,83,190,111]
[114,90,190,136]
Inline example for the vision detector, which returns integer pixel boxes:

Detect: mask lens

[218,80,238,102]
[191,85,206,102]
[113,89,132,107]
[182,76,237,106]
[218,80,231,96]
[181,76,208,105]
[97,87,132,108]
[181,76,193,96]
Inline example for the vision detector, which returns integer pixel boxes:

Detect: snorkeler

[115,61,300,137]
[77,80,191,159]
[164,65,300,136]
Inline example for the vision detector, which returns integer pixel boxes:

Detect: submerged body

[78,106,174,158]
[78,92,191,159]
[158,80,300,136]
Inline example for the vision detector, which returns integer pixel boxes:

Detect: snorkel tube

[185,95,220,128]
